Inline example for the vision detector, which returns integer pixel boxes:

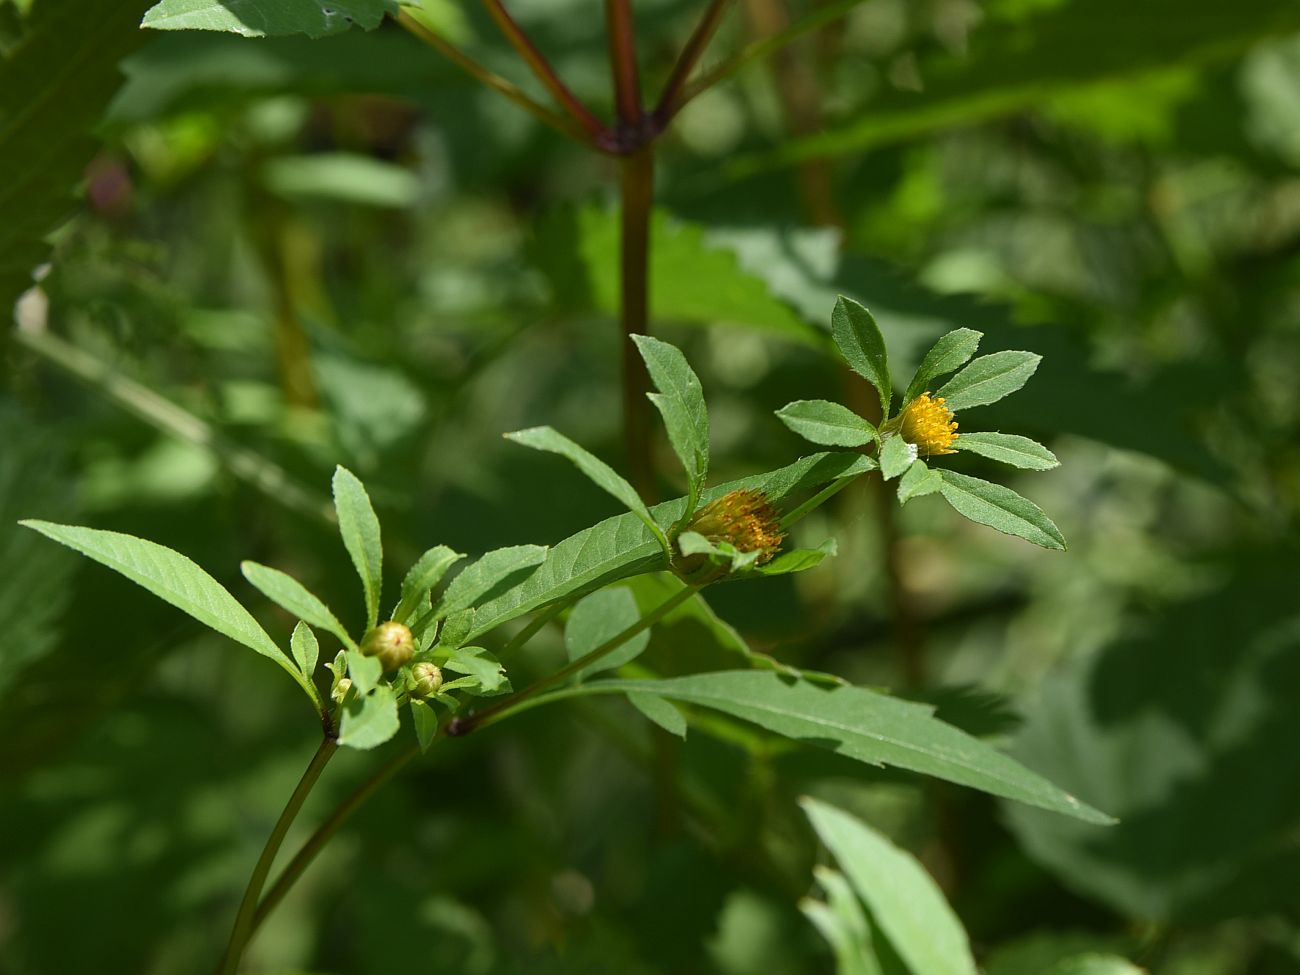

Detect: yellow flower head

[898,393,959,456]
[684,489,785,565]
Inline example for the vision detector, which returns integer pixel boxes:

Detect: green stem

[248,742,419,939]
[620,144,657,501]
[779,474,858,528]
[216,736,338,975]
[450,581,703,735]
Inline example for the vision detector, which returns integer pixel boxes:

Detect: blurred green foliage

[4,0,1300,971]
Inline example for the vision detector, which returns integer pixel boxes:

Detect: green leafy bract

[897,459,942,504]
[937,471,1066,551]
[954,432,1060,470]
[141,0,396,38]
[905,328,983,402]
[776,400,876,448]
[588,672,1111,822]
[332,466,383,630]
[632,334,710,505]
[802,798,978,975]
[290,621,320,677]
[879,435,917,481]
[937,351,1042,412]
[241,560,355,650]
[831,297,891,417]
[338,683,399,749]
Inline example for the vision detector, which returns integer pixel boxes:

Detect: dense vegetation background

[3,0,1300,971]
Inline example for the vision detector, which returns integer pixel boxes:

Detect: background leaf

[802,797,978,975]
[338,683,399,749]
[565,587,651,682]
[626,692,687,738]
[142,0,396,38]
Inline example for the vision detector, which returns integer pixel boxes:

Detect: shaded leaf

[443,646,507,695]
[800,866,882,975]
[831,296,891,417]
[393,545,464,625]
[338,683,400,749]
[566,587,652,682]
[344,649,382,695]
[410,698,438,753]
[142,0,396,38]
[627,692,687,738]
[897,459,942,504]
[438,545,548,619]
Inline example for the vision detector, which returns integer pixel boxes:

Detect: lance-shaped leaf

[505,426,669,555]
[141,0,397,38]
[953,431,1059,470]
[437,545,548,620]
[410,698,438,753]
[905,328,983,402]
[584,672,1110,822]
[938,471,1066,550]
[936,351,1041,411]
[776,400,876,448]
[393,546,464,624]
[332,466,383,629]
[628,692,688,738]
[19,520,313,699]
[338,683,400,749]
[565,587,651,682]
[241,560,355,650]
[801,866,882,975]
[745,540,836,577]
[466,452,872,641]
[290,621,320,676]
[802,798,978,975]
[632,334,710,502]
[831,297,891,418]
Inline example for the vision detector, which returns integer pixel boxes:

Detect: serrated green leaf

[776,400,876,447]
[241,560,355,650]
[905,328,983,402]
[627,692,687,738]
[332,466,383,630]
[466,452,870,641]
[141,0,395,38]
[505,426,668,553]
[344,648,382,695]
[290,621,319,676]
[879,435,917,480]
[632,334,710,501]
[393,545,463,624]
[19,520,303,684]
[338,683,400,749]
[435,608,475,652]
[938,471,1066,550]
[749,540,836,577]
[444,646,507,694]
[954,432,1060,470]
[586,673,1110,821]
[802,798,978,975]
[566,587,650,682]
[831,297,891,417]
[410,698,438,753]
[936,351,1041,412]
[897,459,943,504]
[437,545,548,620]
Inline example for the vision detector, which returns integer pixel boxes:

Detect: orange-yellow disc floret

[898,393,959,456]
[684,488,785,564]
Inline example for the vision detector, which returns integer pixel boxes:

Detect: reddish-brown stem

[619,144,657,501]
[654,0,736,123]
[605,0,643,130]
[480,0,609,144]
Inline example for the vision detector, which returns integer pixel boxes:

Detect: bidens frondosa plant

[778,296,1066,551]
[19,305,1090,974]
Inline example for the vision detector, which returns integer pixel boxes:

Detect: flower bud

[675,489,785,577]
[360,620,415,672]
[409,661,443,699]
[331,677,353,704]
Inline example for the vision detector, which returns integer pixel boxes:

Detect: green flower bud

[331,677,353,704]
[360,620,415,672]
[409,661,443,699]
